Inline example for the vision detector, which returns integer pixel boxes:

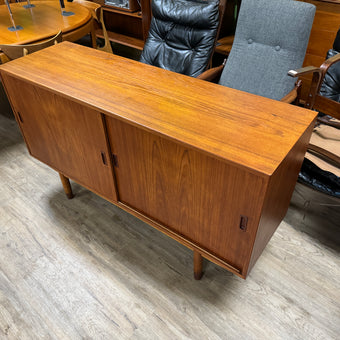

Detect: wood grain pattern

[0,113,339,339]
[106,116,266,276]
[2,75,117,202]
[300,0,340,99]
[103,9,143,41]
[0,42,317,177]
[0,42,317,279]
[0,1,92,45]
[247,121,314,275]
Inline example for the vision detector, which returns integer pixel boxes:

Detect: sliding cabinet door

[3,75,117,202]
[105,116,266,273]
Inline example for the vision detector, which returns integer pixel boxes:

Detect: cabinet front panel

[4,76,117,202]
[106,117,267,272]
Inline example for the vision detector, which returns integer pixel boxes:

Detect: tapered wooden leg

[59,173,74,199]
[90,28,97,49]
[194,250,203,280]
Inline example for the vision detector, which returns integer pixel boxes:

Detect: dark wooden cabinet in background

[93,0,151,50]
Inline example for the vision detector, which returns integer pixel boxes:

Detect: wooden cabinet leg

[59,173,74,199]
[194,250,203,280]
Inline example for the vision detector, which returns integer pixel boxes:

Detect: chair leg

[59,173,74,199]
[90,26,97,49]
[193,250,203,280]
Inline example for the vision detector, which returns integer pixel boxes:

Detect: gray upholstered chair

[140,0,223,77]
[199,0,316,103]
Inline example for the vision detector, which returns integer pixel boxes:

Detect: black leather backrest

[140,0,220,77]
[333,27,340,52]
[320,28,340,103]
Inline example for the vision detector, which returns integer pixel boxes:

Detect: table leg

[194,250,203,280]
[59,173,74,199]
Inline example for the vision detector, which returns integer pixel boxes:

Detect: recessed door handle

[101,151,107,165]
[17,112,23,123]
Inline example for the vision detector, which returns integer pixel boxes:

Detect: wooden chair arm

[288,54,340,109]
[95,7,113,54]
[314,95,340,121]
[317,112,340,128]
[288,66,322,78]
[280,79,303,104]
[280,87,298,104]
[197,60,226,82]
[288,66,323,109]
[318,52,340,77]
[73,0,100,18]
[309,143,340,167]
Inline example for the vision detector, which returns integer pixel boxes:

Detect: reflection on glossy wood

[1,42,316,176]
[0,1,92,45]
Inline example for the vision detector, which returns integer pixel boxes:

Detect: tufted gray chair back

[140,0,220,78]
[218,0,316,100]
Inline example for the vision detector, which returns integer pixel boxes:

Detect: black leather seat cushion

[140,0,220,77]
[298,158,340,198]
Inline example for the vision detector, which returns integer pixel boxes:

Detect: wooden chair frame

[73,0,113,54]
[288,53,340,168]
[0,30,63,61]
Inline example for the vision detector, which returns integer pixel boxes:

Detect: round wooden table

[0,0,92,45]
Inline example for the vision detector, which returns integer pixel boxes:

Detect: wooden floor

[0,112,339,339]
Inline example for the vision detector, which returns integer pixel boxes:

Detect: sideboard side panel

[246,121,315,275]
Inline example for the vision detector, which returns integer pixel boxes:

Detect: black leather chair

[296,28,340,198]
[319,28,340,103]
[140,0,221,77]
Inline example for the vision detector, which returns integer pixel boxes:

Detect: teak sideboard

[0,42,317,279]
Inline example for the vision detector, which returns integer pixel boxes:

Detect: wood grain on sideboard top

[0,42,317,177]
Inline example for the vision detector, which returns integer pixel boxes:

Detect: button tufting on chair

[140,0,221,77]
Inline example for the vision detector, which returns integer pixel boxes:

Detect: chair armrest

[319,52,340,76]
[288,66,324,109]
[280,87,298,104]
[197,60,226,82]
[73,0,100,17]
[288,54,340,109]
[288,66,322,78]
[314,95,340,121]
[317,112,340,128]
[288,54,340,80]
[309,143,340,168]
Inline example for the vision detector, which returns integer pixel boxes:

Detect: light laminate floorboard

[0,113,339,340]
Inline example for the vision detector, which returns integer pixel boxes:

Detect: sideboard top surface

[0,42,317,176]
